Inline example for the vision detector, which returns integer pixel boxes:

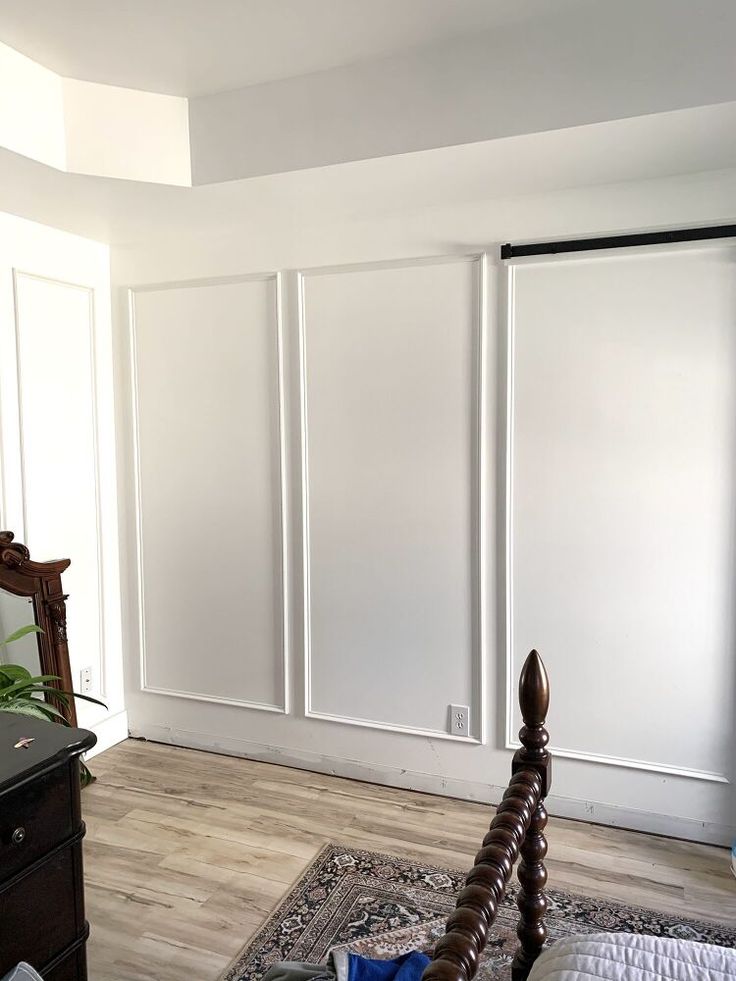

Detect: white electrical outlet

[449,704,470,737]
[80,667,93,694]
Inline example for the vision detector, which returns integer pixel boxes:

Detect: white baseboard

[87,709,129,759]
[129,721,734,848]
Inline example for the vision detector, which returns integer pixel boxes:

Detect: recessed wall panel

[13,273,102,689]
[133,277,284,708]
[509,246,736,779]
[302,257,481,736]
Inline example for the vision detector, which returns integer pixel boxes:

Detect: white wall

[0,212,126,755]
[508,246,736,784]
[0,0,733,850]
[131,276,285,711]
[0,42,65,170]
[3,0,736,186]
[113,164,736,846]
[189,0,736,182]
[0,40,190,186]
[62,78,190,186]
[301,257,481,739]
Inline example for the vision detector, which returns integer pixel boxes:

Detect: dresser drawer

[43,947,87,981]
[40,934,89,981]
[0,764,74,880]
[0,842,84,976]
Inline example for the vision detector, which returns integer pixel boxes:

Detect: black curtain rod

[500,223,736,260]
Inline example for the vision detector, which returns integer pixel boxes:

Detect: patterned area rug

[222,844,736,981]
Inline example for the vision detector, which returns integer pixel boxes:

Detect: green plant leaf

[0,701,52,721]
[9,695,71,723]
[0,661,107,720]
[37,706,71,725]
[17,686,71,706]
[6,696,69,721]
[0,664,32,683]
[1,624,43,646]
[68,691,107,709]
[0,675,63,699]
[14,686,106,711]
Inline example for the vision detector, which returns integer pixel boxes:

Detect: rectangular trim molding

[500,222,736,259]
[12,270,108,700]
[503,259,729,784]
[298,253,487,743]
[128,272,290,714]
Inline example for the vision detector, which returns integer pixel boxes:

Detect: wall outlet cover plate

[449,704,470,737]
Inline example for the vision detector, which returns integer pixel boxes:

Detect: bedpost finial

[516,650,550,786]
[519,649,549,729]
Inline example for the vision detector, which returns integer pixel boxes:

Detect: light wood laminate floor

[83,740,735,981]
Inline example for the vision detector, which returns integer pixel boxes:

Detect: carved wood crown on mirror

[0,531,77,725]
[423,650,551,981]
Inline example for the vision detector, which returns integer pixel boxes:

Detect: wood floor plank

[84,739,734,981]
[125,807,325,859]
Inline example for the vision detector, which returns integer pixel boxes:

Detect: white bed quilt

[528,932,736,981]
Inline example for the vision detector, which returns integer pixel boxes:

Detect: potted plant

[0,624,106,785]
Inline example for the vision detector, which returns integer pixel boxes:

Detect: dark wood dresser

[0,714,96,981]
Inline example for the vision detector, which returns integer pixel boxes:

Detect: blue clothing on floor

[348,951,430,981]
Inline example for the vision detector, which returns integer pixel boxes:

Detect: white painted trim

[476,255,489,745]
[504,262,517,751]
[507,737,728,784]
[139,685,286,713]
[0,277,9,529]
[297,267,312,724]
[298,253,487,743]
[502,258,729,786]
[11,270,32,545]
[128,273,290,714]
[297,253,485,278]
[304,708,482,744]
[86,284,108,700]
[274,272,291,715]
[0,433,5,532]
[85,708,129,759]
[11,270,107,699]
[128,272,280,292]
[127,287,147,708]
[129,720,736,847]
[0,266,24,538]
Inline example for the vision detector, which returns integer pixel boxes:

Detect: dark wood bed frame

[423,649,551,981]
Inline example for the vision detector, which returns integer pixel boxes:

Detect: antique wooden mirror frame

[0,531,77,725]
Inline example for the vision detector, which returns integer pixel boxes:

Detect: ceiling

[1,102,734,248]
[0,0,576,97]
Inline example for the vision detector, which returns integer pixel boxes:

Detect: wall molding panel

[12,269,108,700]
[138,685,287,713]
[298,254,487,743]
[129,272,289,714]
[503,250,733,785]
[113,171,736,845]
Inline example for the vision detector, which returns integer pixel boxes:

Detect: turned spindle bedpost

[422,650,551,981]
[511,650,551,981]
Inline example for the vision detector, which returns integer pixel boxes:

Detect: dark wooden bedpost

[422,650,551,981]
[511,650,551,981]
